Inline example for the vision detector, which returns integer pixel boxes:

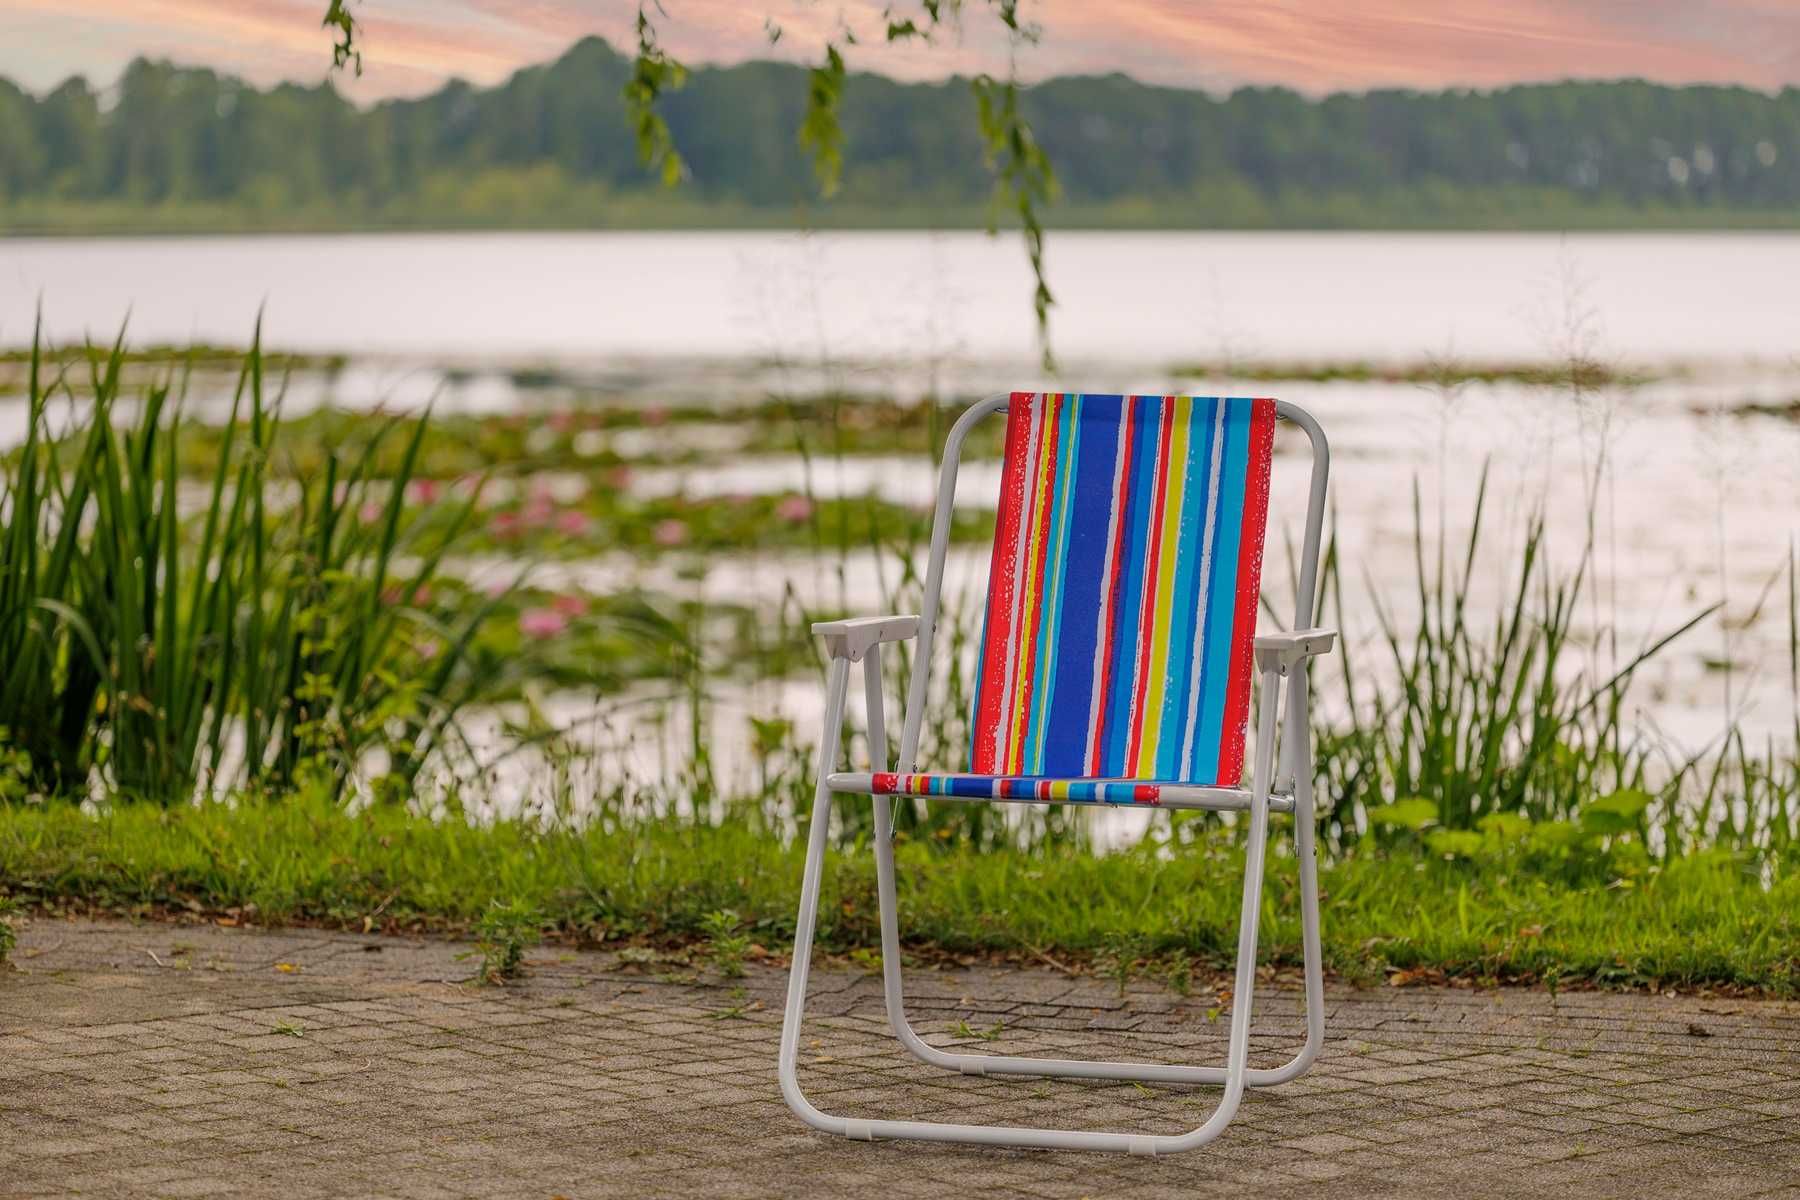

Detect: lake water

[6,230,1800,367]
[4,231,1798,822]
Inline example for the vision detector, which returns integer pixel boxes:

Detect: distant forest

[3,36,1798,232]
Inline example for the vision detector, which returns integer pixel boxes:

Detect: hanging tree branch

[323,0,362,76]
[624,4,690,188]
[799,41,849,197]
[973,68,1057,367]
[321,1,1057,361]
[883,2,1057,365]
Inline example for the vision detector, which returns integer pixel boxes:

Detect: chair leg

[778,656,855,1136]
[783,712,1280,1154]
[872,813,1321,1086]
[777,673,1288,1153]
[869,666,1323,1088]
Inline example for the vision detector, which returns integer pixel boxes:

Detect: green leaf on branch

[624,4,690,188]
[800,43,848,198]
[1580,788,1652,836]
[323,0,361,76]
[1424,829,1484,859]
[1369,798,1439,831]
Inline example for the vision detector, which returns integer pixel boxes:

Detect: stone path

[1,918,1797,1199]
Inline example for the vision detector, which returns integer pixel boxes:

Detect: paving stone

[1,917,1796,1198]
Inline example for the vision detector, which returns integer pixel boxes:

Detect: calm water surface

[6,230,1800,366]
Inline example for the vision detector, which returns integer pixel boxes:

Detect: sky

[4,1,1799,102]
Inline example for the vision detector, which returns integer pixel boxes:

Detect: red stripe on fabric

[1135,784,1160,804]
[873,773,898,794]
[1007,395,1061,772]
[1124,397,1177,774]
[973,394,1037,770]
[1216,398,1278,786]
[1087,400,1138,775]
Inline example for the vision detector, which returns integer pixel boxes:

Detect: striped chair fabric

[872,391,1276,804]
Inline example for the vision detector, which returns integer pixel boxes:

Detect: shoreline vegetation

[13,200,1800,239]
[0,342,1655,390]
[5,41,1800,237]
[1,332,1794,996]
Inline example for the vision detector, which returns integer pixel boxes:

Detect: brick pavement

[1,918,1797,1199]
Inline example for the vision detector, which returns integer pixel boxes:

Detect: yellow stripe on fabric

[1027,392,1082,773]
[1006,394,1061,773]
[1135,396,1191,773]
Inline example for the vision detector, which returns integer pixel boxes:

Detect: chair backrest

[967,392,1276,787]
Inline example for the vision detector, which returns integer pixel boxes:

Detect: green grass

[0,795,1791,995]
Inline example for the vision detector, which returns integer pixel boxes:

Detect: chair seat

[826,771,1293,814]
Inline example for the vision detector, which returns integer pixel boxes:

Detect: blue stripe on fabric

[1100,396,1159,773]
[1040,393,1118,776]
[1156,396,1215,780]
[1189,400,1251,782]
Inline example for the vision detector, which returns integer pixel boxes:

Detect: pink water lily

[653,518,688,546]
[380,584,433,607]
[775,494,813,523]
[518,608,569,638]
[550,593,587,617]
[555,509,592,535]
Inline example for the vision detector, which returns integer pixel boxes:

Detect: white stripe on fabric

[1179,399,1229,775]
[1082,399,1133,773]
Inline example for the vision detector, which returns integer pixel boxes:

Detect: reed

[0,325,515,805]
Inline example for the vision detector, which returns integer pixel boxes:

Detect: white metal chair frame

[779,393,1336,1155]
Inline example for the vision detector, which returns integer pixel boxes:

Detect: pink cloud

[5,0,1798,101]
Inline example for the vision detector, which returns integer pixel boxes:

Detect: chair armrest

[812,614,920,662]
[1253,628,1337,674]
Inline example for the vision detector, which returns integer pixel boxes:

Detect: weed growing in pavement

[461,899,542,985]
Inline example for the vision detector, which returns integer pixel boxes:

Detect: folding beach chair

[779,392,1334,1155]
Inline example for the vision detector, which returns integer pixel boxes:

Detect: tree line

[3,36,1797,230]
